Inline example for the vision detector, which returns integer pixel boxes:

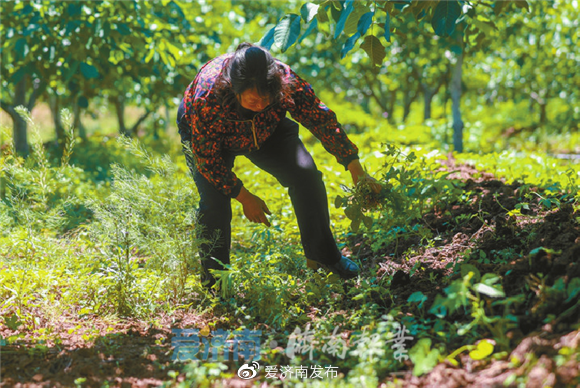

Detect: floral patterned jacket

[181,53,359,198]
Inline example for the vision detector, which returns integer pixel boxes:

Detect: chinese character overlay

[171,329,262,362]
[385,322,414,361]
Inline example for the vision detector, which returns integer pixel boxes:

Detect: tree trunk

[0,75,45,156]
[539,102,547,125]
[423,89,434,121]
[450,36,464,153]
[402,88,419,123]
[0,79,30,156]
[129,110,152,137]
[73,101,86,139]
[112,96,129,137]
[387,90,396,124]
[362,72,390,117]
[164,104,170,134]
[49,93,65,143]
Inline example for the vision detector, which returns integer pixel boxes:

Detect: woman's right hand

[236,187,271,227]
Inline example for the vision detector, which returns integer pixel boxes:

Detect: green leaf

[334,0,354,39]
[514,0,530,12]
[116,23,131,36]
[4,314,22,331]
[350,217,361,232]
[360,35,385,67]
[460,264,481,282]
[10,67,29,84]
[473,283,505,298]
[409,338,440,376]
[362,215,373,229]
[344,3,369,36]
[565,277,580,303]
[431,0,461,37]
[316,4,329,23]
[64,60,81,82]
[77,96,89,109]
[109,50,125,65]
[298,19,318,44]
[357,11,374,36]
[341,32,360,59]
[530,247,561,257]
[67,2,82,17]
[274,14,301,52]
[300,3,319,23]
[384,12,391,43]
[407,291,427,308]
[14,38,29,61]
[80,62,99,79]
[469,339,494,360]
[493,1,508,16]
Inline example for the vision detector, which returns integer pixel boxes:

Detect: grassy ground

[1,100,579,387]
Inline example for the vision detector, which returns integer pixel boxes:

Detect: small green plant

[87,136,205,315]
[429,265,516,349]
[336,143,462,253]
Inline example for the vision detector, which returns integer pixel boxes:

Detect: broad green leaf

[4,314,21,331]
[341,32,360,59]
[384,12,391,42]
[362,215,373,229]
[334,0,354,39]
[14,38,29,61]
[460,263,481,282]
[493,1,508,16]
[357,11,374,36]
[316,4,329,23]
[300,3,319,23]
[80,62,99,79]
[344,3,370,36]
[116,23,131,36]
[429,294,448,318]
[144,46,155,63]
[258,26,275,50]
[514,0,530,12]
[274,14,301,52]
[350,217,361,232]
[431,0,461,37]
[10,67,29,84]
[472,17,497,37]
[469,339,494,360]
[565,277,580,303]
[298,18,318,44]
[360,35,385,67]
[409,338,440,376]
[407,291,427,308]
[473,283,505,298]
[334,195,343,209]
[67,2,82,16]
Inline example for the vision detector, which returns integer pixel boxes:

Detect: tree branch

[129,109,152,136]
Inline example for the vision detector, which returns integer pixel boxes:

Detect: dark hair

[215,43,293,108]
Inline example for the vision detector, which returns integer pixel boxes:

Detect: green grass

[1,98,579,387]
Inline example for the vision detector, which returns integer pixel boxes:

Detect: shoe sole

[306,259,358,279]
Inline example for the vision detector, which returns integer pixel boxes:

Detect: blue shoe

[318,256,360,279]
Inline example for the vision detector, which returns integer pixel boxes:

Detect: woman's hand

[236,187,272,227]
[347,159,381,193]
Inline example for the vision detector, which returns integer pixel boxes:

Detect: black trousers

[177,101,341,278]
